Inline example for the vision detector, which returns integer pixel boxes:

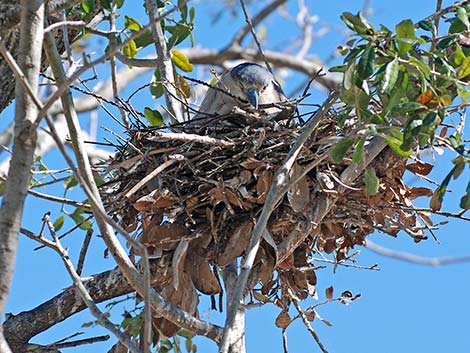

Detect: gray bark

[0,1,45,352]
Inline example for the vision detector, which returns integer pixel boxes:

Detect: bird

[192,62,287,120]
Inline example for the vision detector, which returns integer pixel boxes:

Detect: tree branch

[0,1,45,352]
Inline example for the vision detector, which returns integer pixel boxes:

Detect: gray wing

[193,72,238,120]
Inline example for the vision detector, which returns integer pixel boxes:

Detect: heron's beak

[244,87,259,109]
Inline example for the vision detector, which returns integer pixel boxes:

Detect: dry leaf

[287,174,310,213]
[275,310,292,329]
[407,187,433,199]
[405,161,433,176]
[325,286,334,299]
[253,291,271,303]
[217,221,253,266]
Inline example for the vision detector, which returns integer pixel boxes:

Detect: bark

[0,1,45,352]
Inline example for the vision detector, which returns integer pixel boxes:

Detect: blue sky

[3,1,470,353]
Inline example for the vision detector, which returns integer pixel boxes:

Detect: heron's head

[229,62,281,109]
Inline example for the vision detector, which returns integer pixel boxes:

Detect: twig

[124,158,180,199]
[218,91,339,353]
[290,290,329,353]
[145,0,184,123]
[51,334,110,349]
[282,329,289,353]
[27,187,91,209]
[44,20,85,33]
[77,228,93,276]
[239,0,274,75]
[148,131,235,147]
[366,240,470,266]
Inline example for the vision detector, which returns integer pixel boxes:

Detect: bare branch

[366,240,470,266]
[0,1,45,351]
[145,0,184,123]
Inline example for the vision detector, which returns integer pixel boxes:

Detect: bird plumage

[193,62,286,120]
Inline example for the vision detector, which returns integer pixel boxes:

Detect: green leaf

[178,329,195,339]
[189,6,195,23]
[64,176,78,190]
[417,20,436,34]
[383,69,409,115]
[81,0,94,14]
[185,339,193,353]
[357,46,376,80]
[461,181,470,209]
[364,168,379,195]
[329,64,348,73]
[134,29,154,49]
[123,39,137,58]
[144,107,164,127]
[179,0,188,22]
[343,63,355,90]
[70,208,92,230]
[381,57,399,94]
[452,156,465,180]
[331,138,355,163]
[395,19,415,56]
[171,49,193,72]
[167,24,192,49]
[124,16,142,32]
[457,7,470,31]
[352,137,365,163]
[53,215,65,232]
[436,37,456,50]
[381,130,413,157]
[99,0,112,11]
[115,0,124,8]
[340,12,372,35]
[449,132,465,154]
[458,56,470,78]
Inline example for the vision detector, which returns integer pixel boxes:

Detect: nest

[104,109,432,336]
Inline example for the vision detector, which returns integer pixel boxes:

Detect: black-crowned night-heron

[193,62,287,120]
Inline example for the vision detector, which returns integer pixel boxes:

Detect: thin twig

[77,228,93,276]
[51,334,110,349]
[239,0,274,75]
[366,240,470,266]
[148,131,235,147]
[290,290,329,353]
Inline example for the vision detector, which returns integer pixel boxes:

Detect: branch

[0,1,45,352]
[366,240,470,266]
[115,47,341,90]
[144,0,183,123]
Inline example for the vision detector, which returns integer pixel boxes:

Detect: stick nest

[104,109,432,336]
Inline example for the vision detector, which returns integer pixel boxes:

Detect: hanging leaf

[171,49,193,72]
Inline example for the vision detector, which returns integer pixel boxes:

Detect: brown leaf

[140,223,190,249]
[407,187,433,200]
[405,161,433,176]
[258,246,276,286]
[134,189,178,211]
[256,169,274,204]
[239,169,252,184]
[208,185,225,205]
[253,291,271,303]
[185,196,199,210]
[325,286,334,300]
[287,174,310,213]
[216,221,253,266]
[241,157,265,170]
[277,253,294,270]
[305,310,316,321]
[430,188,442,211]
[275,310,292,329]
[186,251,221,295]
